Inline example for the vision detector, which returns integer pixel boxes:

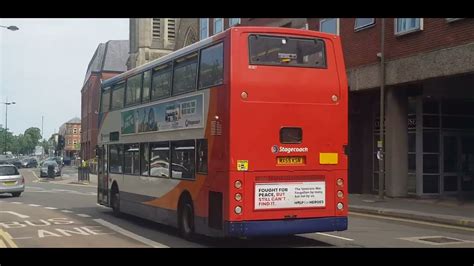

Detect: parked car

[0,164,24,197]
[40,161,61,178]
[21,158,38,168]
[8,158,23,169]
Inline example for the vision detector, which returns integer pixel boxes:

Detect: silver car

[0,164,25,197]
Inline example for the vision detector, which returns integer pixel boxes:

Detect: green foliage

[0,127,44,155]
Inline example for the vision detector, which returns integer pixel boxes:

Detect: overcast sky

[0,18,129,139]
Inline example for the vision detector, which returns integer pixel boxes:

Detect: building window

[73,139,77,145]
[111,82,125,110]
[446,18,464,23]
[171,140,195,179]
[73,128,77,134]
[152,18,161,39]
[172,53,198,95]
[200,18,209,40]
[395,18,423,35]
[214,18,223,34]
[166,18,176,43]
[124,144,140,175]
[68,140,71,145]
[229,18,240,27]
[354,18,375,31]
[319,18,339,35]
[151,63,172,100]
[125,74,142,106]
[199,42,224,89]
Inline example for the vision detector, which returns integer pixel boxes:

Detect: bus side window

[171,140,196,179]
[197,139,208,174]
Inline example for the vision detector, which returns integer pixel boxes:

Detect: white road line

[77,214,91,218]
[10,202,23,204]
[30,170,40,181]
[28,204,41,207]
[11,236,33,240]
[349,211,474,232]
[315,233,354,241]
[93,219,169,248]
[44,207,58,210]
[61,210,74,213]
[0,211,30,219]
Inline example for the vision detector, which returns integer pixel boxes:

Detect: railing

[78,166,90,182]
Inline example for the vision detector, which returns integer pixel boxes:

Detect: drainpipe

[378,18,386,200]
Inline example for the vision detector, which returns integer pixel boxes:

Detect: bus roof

[101,26,337,89]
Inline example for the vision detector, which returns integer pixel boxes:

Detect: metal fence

[78,166,90,182]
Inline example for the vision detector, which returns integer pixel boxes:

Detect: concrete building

[81,40,129,161]
[59,117,81,159]
[127,18,199,69]
[197,18,242,40]
[240,18,474,199]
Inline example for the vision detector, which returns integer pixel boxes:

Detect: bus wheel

[179,201,195,240]
[111,188,121,217]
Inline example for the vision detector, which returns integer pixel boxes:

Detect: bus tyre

[11,192,21,197]
[111,190,121,217]
[179,201,195,240]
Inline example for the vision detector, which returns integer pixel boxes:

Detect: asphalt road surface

[1,167,473,248]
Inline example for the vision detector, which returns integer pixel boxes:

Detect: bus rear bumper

[224,216,347,237]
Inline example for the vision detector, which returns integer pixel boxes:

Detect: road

[1,167,473,248]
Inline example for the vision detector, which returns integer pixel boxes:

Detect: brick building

[81,40,129,161]
[59,117,81,159]
[236,18,474,199]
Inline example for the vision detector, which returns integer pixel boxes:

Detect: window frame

[151,62,173,101]
[214,18,224,34]
[196,139,208,174]
[142,70,152,103]
[229,18,240,27]
[200,18,209,40]
[125,73,143,107]
[140,143,150,176]
[248,34,328,69]
[149,141,171,178]
[319,18,339,35]
[394,18,423,36]
[110,82,126,111]
[170,140,196,180]
[354,18,376,31]
[198,41,224,90]
[109,144,124,174]
[123,143,140,176]
[171,52,199,97]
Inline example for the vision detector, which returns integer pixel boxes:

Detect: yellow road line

[0,229,18,248]
[30,170,40,181]
[0,239,7,248]
[349,211,474,232]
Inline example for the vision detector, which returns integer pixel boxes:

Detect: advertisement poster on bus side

[254,182,326,210]
[121,94,204,135]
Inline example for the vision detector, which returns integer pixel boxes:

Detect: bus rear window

[249,35,326,68]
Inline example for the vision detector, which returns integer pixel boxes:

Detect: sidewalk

[38,166,97,187]
[349,194,474,228]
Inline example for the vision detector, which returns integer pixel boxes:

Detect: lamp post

[0,25,19,31]
[2,101,16,154]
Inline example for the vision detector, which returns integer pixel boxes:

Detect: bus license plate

[277,156,305,165]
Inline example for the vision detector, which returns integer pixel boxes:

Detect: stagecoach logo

[271,145,309,154]
[185,119,201,127]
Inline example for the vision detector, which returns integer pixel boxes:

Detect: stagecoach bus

[97,26,348,238]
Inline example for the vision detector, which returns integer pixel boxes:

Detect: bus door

[97,145,109,206]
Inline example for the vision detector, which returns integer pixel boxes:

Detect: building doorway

[442,133,474,198]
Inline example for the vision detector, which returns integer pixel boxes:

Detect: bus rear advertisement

[96,26,348,239]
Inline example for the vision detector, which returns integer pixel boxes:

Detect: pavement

[349,193,474,229]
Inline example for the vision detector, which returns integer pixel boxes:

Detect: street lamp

[2,101,16,154]
[0,25,19,31]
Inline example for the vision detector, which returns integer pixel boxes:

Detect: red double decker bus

[97,26,348,238]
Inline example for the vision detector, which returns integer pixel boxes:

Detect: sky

[0,18,129,140]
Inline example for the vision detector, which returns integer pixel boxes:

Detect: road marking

[10,236,33,240]
[28,204,42,207]
[10,202,23,204]
[350,211,474,232]
[30,170,40,181]
[0,211,30,219]
[93,219,169,248]
[77,214,91,218]
[0,239,6,248]
[0,229,18,248]
[61,210,74,213]
[44,207,58,210]
[316,233,354,241]
[96,203,109,209]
